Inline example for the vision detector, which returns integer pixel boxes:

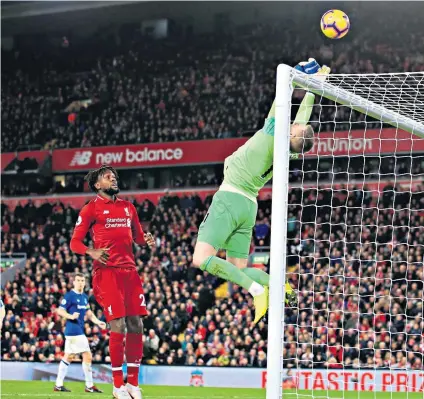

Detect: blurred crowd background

[2,184,423,368]
[1,1,423,370]
[2,3,423,154]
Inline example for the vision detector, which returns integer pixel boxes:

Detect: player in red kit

[70,165,155,399]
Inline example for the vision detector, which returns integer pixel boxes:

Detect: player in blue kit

[54,273,107,393]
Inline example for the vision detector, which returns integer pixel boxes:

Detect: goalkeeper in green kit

[193,59,331,324]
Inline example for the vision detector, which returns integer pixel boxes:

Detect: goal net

[267,67,424,399]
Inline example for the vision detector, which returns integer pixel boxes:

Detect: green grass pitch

[1,381,422,399]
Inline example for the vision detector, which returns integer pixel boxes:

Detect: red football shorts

[92,267,147,322]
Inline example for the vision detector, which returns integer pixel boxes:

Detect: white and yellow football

[321,9,350,39]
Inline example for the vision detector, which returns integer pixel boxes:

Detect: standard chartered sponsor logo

[95,147,183,165]
[105,217,131,228]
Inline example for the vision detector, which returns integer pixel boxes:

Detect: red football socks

[110,332,125,388]
[125,333,143,386]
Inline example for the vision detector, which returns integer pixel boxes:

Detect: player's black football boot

[54,385,71,392]
[85,385,104,393]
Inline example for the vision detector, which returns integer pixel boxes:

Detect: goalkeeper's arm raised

[267,58,330,154]
[267,91,316,155]
[267,91,315,122]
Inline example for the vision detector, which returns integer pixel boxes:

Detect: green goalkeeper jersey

[223,122,276,198]
[223,92,315,199]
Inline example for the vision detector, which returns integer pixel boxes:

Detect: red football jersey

[70,195,145,270]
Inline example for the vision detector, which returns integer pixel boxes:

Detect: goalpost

[267,65,424,399]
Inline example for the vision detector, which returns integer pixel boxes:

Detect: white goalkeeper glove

[295,58,331,82]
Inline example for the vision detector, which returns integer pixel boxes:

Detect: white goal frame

[267,64,424,399]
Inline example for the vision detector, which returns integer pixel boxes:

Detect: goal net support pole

[267,64,294,399]
[267,65,424,399]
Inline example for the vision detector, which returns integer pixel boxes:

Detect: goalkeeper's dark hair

[290,124,315,154]
[85,165,119,193]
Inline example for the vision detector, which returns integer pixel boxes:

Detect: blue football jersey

[59,290,89,336]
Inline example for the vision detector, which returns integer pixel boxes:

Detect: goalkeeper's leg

[193,242,269,325]
[230,257,298,307]
[193,193,264,295]
[194,192,269,324]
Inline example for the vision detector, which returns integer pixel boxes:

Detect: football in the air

[320,9,350,39]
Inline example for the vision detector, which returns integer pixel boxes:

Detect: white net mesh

[275,71,424,398]
[293,71,424,138]
[326,73,424,125]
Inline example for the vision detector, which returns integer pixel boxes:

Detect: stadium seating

[2,185,423,368]
[1,10,424,370]
[2,17,423,153]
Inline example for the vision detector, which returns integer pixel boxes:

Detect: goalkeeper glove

[295,58,331,82]
[295,58,321,74]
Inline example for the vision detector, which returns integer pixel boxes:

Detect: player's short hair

[84,165,119,192]
[290,124,315,154]
[74,272,86,279]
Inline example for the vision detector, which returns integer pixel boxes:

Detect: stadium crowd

[1,168,221,197]
[2,9,424,153]
[1,3,424,372]
[1,182,423,369]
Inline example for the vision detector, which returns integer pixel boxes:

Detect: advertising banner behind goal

[51,138,247,172]
[1,362,423,392]
[2,128,422,173]
[305,128,424,157]
[46,128,424,172]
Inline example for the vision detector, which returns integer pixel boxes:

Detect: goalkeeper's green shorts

[197,190,257,259]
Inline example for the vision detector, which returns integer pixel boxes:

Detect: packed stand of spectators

[1,168,221,197]
[1,181,423,369]
[1,3,424,369]
[2,5,424,152]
